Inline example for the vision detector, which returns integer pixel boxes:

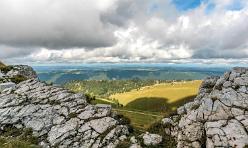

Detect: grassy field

[68,80,202,131]
[114,109,163,130]
[110,80,202,106]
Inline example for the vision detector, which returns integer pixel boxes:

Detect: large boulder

[0,79,129,147]
[162,67,248,148]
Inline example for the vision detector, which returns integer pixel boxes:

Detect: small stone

[130,136,138,144]
[143,132,162,146]
[223,81,231,88]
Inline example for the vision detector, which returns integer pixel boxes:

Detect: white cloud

[0,0,247,64]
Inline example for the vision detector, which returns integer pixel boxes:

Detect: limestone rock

[0,79,129,148]
[142,132,162,146]
[0,72,4,78]
[162,67,248,148]
[0,82,16,92]
[6,65,37,79]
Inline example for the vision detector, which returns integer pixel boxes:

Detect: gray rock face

[142,132,162,146]
[6,65,37,79]
[0,82,16,92]
[0,79,129,148]
[162,67,248,148]
[0,72,4,78]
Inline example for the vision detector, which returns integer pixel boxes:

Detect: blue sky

[171,0,207,11]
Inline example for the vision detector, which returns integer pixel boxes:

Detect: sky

[0,0,248,65]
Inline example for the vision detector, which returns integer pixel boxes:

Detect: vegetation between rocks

[0,125,39,148]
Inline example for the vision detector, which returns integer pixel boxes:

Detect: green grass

[65,80,201,131]
[0,126,39,148]
[110,80,201,105]
[0,137,39,148]
[94,95,196,131]
[125,97,170,112]
[114,109,163,131]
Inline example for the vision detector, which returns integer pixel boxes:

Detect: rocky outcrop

[162,67,248,148]
[0,66,129,148]
[5,65,37,79]
[0,65,37,84]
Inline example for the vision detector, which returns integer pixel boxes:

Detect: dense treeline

[64,79,178,98]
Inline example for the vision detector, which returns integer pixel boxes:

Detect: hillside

[34,65,229,84]
[66,80,202,130]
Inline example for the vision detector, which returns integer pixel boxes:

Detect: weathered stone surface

[6,65,37,79]
[162,67,248,148]
[0,82,16,92]
[0,79,129,148]
[142,132,162,146]
[0,72,4,78]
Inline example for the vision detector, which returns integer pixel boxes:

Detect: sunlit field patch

[110,80,202,106]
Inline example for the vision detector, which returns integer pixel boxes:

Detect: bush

[10,75,28,84]
[114,114,131,125]
[0,125,39,148]
[0,137,39,148]
[115,139,131,148]
[85,94,96,103]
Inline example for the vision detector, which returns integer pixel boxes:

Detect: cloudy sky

[0,0,248,65]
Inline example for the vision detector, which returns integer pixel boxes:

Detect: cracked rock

[0,66,129,148]
[162,67,248,148]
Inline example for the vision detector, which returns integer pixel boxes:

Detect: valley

[65,80,202,130]
[37,65,227,131]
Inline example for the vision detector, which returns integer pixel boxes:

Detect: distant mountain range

[32,64,231,84]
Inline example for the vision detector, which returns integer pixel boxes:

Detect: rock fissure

[0,65,130,148]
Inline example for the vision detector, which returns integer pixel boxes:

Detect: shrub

[85,94,96,103]
[10,75,28,84]
[68,112,78,119]
[0,137,39,148]
[115,139,131,148]
[114,114,131,125]
[0,125,39,147]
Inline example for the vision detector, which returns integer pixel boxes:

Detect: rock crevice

[0,66,129,148]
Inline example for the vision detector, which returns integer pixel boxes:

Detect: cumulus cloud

[0,0,248,64]
[0,0,119,49]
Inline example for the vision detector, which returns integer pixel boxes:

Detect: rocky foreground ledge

[162,67,248,148]
[0,66,129,147]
